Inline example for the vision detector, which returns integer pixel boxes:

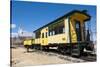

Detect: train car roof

[33,10,91,33]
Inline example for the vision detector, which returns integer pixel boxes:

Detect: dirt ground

[11,47,89,67]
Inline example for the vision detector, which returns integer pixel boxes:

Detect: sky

[11,0,96,40]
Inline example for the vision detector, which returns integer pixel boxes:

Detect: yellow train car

[32,10,91,56]
[23,39,35,51]
[23,39,32,46]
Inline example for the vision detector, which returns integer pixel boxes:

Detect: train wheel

[57,46,66,54]
[31,44,34,49]
[57,46,61,53]
[26,45,30,52]
[27,48,29,52]
[45,47,49,50]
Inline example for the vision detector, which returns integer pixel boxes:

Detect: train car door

[75,21,82,41]
[41,28,48,46]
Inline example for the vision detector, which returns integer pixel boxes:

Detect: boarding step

[71,50,80,56]
[72,48,80,52]
[71,45,80,56]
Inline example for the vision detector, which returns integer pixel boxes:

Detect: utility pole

[17,24,24,46]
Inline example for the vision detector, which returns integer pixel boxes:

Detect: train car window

[76,23,79,28]
[35,31,41,38]
[48,20,64,35]
[75,21,82,41]
[55,29,58,35]
[59,27,62,33]
[49,31,50,36]
[42,33,44,38]
[59,26,64,34]
[63,27,65,33]
[46,32,48,38]
[52,31,55,35]
[51,31,53,35]
[48,29,52,36]
[49,31,52,36]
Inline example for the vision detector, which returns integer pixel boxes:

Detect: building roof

[33,10,91,32]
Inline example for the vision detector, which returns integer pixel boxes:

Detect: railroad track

[27,48,96,63]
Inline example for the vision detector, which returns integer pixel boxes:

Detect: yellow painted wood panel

[23,40,32,46]
[40,27,48,46]
[70,20,77,43]
[48,34,67,44]
[64,18,70,43]
[35,38,40,44]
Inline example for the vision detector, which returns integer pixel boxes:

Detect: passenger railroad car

[24,10,93,56]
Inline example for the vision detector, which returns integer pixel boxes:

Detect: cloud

[11,32,18,37]
[11,24,16,29]
[11,31,34,38]
[19,31,33,37]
